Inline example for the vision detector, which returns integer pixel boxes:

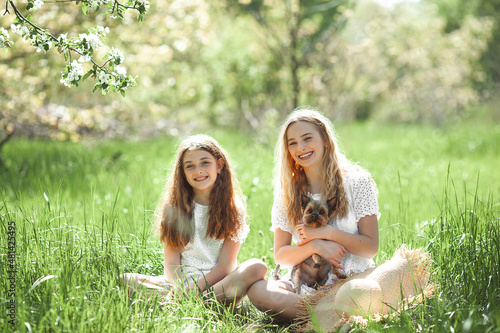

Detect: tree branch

[3,0,10,15]
[37,0,140,11]
[9,0,110,70]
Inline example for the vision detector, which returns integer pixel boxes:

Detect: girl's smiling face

[286,121,325,171]
[183,149,223,203]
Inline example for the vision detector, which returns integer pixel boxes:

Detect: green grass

[1,122,499,332]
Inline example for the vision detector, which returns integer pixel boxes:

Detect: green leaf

[82,71,92,81]
[92,84,101,94]
[82,3,89,15]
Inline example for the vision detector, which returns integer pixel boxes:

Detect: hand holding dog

[308,238,347,269]
[295,223,328,245]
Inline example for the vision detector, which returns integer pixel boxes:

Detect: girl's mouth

[194,176,208,182]
[298,152,313,160]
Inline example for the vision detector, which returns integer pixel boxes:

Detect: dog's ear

[327,197,337,215]
[301,194,310,210]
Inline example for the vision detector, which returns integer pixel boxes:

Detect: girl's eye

[185,165,194,169]
[305,136,312,141]
[289,141,297,146]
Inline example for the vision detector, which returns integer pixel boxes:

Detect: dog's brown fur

[290,194,346,293]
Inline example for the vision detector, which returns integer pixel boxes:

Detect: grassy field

[1,122,499,332]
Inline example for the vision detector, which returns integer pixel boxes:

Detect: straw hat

[295,245,434,332]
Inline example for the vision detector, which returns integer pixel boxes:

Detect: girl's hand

[295,223,325,245]
[313,239,347,269]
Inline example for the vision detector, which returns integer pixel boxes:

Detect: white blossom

[58,33,68,42]
[78,55,92,63]
[79,33,102,50]
[96,26,110,35]
[86,34,101,49]
[107,47,124,64]
[98,70,111,85]
[11,24,29,38]
[60,60,84,87]
[31,0,44,11]
[135,0,150,10]
[0,28,9,48]
[33,34,53,52]
[0,27,9,40]
[114,65,127,76]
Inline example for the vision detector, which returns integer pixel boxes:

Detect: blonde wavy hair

[154,134,246,250]
[274,107,352,227]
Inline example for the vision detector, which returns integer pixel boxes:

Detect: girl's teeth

[299,152,312,159]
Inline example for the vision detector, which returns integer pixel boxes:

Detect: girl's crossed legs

[121,258,267,304]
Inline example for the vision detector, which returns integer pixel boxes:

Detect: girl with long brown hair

[122,134,266,304]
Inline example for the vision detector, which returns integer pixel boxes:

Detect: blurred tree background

[1,0,499,146]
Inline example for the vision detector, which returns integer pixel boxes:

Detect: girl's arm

[274,228,346,268]
[193,239,240,293]
[296,214,379,259]
[163,243,183,284]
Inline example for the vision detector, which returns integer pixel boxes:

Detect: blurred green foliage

[423,0,500,85]
[0,0,498,144]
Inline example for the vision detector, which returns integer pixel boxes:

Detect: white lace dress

[271,167,381,294]
[144,202,250,288]
[180,203,250,284]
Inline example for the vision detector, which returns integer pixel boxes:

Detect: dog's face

[301,194,336,228]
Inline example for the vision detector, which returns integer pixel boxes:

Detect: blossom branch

[4,0,149,95]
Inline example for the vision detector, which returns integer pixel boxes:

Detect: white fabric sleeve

[270,197,293,234]
[352,172,381,222]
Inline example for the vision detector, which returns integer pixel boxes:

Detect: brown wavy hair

[274,106,353,227]
[155,134,246,250]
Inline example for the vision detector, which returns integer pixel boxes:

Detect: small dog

[289,194,346,293]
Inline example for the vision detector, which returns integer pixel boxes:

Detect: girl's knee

[241,258,268,280]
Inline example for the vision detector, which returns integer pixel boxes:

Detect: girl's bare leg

[210,258,267,304]
[247,279,302,321]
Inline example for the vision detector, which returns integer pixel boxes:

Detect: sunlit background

[1,0,498,142]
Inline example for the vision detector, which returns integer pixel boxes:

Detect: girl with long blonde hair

[248,107,380,320]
